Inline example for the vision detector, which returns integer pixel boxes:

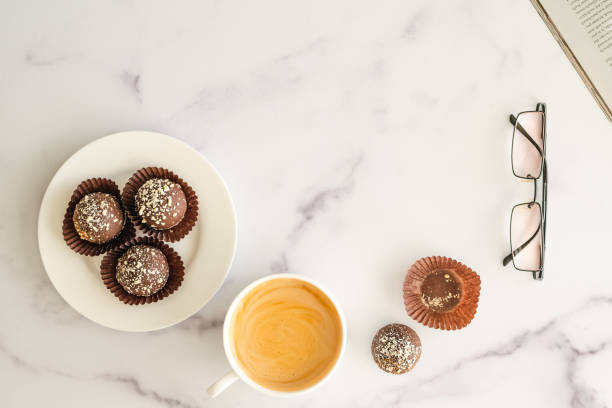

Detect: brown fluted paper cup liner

[100,236,185,305]
[121,167,198,242]
[403,256,481,330]
[62,178,135,256]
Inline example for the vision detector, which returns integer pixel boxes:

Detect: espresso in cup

[229,277,343,392]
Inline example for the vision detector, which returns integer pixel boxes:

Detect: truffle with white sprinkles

[116,245,169,296]
[420,269,462,313]
[135,178,187,230]
[371,323,421,374]
[72,192,125,244]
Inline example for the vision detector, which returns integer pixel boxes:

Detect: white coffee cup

[207,273,347,398]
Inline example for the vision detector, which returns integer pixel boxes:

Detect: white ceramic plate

[37,131,237,332]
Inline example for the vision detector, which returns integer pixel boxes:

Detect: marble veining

[24,51,78,67]
[2,0,612,407]
[347,297,612,407]
[120,72,143,103]
[0,339,196,408]
[292,154,363,239]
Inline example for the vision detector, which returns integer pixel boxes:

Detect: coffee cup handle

[207,370,239,397]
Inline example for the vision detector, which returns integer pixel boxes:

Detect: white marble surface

[1,0,612,407]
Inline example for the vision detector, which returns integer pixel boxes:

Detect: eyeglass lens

[510,202,543,272]
[512,111,544,179]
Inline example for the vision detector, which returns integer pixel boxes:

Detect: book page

[538,0,612,109]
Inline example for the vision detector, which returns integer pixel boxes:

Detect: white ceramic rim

[222,273,347,397]
[37,131,237,332]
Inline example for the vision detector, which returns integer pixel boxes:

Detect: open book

[531,0,612,121]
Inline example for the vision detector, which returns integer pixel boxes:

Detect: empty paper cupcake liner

[403,256,481,330]
[121,167,198,243]
[62,178,135,256]
[100,236,185,305]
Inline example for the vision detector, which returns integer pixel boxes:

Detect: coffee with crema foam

[230,278,343,392]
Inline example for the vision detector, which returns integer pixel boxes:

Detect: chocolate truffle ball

[420,269,462,313]
[72,192,125,244]
[135,178,187,230]
[372,323,421,374]
[116,245,169,296]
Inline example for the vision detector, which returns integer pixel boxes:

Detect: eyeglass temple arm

[502,222,542,266]
[509,115,543,156]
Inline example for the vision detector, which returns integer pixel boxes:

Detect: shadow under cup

[226,276,345,394]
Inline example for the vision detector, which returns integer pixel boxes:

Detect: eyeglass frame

[501,102,547,281]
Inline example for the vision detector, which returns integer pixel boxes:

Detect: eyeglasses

[502,102,547,281]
